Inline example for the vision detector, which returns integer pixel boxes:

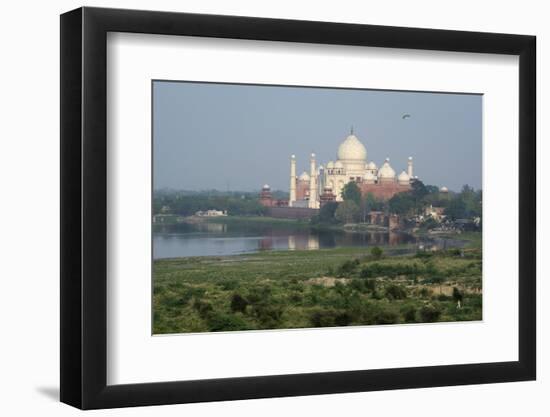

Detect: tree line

[311,180,482,226]
[153,190,268,216]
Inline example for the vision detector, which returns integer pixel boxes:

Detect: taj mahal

[261,130,417,209]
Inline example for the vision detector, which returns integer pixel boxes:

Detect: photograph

[152,81,483,334]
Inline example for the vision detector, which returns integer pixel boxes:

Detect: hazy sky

[153,81,482,192]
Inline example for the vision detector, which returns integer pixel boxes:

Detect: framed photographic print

[60,7,536,409]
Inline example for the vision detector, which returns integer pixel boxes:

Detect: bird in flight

[402,114,411,119]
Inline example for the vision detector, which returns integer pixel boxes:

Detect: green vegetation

[153,240,482,334]
[341,182,362,206]
[335,200,360,224]
[310,179,482,230]
[153,190,270,216]
[443,185,482,220]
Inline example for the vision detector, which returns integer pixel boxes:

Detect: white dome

[397,170,410,184]
[262,184,270,190]
[337,134,367,162]
[326,161,334,169]
[378,159,396,179]
[334,161,344,169]
[299,172,310,181]
[440,186,449,193]
[367,161,377,170]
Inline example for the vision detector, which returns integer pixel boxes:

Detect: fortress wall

[360,183,411,200]
[266,206,319,219]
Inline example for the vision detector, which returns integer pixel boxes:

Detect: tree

[341,181,361,205]
[388,192,416,216]
[411,179,429,200]
[311,201,339,224]
[360,192,383,223]
[444,198,467,219]
[335,200,360,224]
[452,287,464,309]
[425,184,439,194]
[444,184,482,220]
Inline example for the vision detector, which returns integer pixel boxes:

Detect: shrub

[419,304,442,323]
[192,299,213,318]
[246,285,272,304]
[309,309,337,327]
[414,251,433,259]
[452,287,464,304]
[289,292,303,303]
[385,284,408,300]
[251,304,283,328]
[218,279,239,291]
[349,278,365,292]
[337,259,360,277]
[365,278,377,292]
[373,308,399,325]
[207,313,248,332]
[230,293,249,313]
[447,248,462,257]
[401,305,417,323]
[370,246,383,260]
[419,287,432,298]
[175,286,206,306]
[334,312,353,326]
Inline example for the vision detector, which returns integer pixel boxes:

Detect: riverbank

[202,215,310,227]
[153,244,482,334]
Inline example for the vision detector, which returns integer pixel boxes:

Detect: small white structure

[195,209,227,217]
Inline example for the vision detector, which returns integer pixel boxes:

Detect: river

[153,220,463,259]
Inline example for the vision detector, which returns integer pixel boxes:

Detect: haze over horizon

[153,81,482,193]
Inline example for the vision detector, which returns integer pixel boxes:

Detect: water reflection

[153,222,462,259]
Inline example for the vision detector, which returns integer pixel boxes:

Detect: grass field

[153,234,482,334]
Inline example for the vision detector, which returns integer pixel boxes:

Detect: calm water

[153,221,463,259]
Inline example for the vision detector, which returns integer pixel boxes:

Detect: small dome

[367,161,377,170]
[326,161,334,169]
[262,184,270,190]
[299,172,310,181]
[378,159,396,179]
[337,134,367,162]
[440,186,449,193]
[334,161,344,169]
[397,170,410,184]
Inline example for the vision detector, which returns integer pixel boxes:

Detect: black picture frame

[60,6,536,410]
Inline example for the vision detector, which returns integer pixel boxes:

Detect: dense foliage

[153,189,270,216]
[153,241,482,334]
[443,185,482,220]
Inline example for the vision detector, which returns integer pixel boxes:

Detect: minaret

[309,153,318,208]
[407,156,413,178]
[289,154,297,207]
